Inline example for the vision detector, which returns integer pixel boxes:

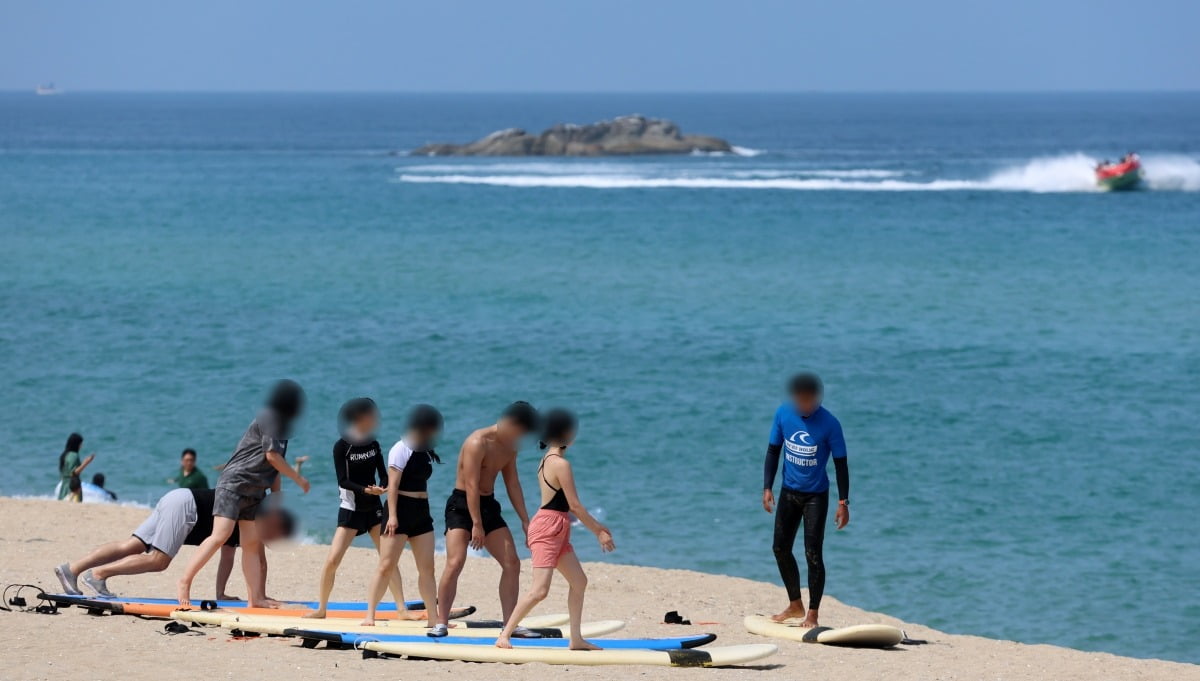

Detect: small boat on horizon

[35,83,62,96]
[1095,153,1143,191]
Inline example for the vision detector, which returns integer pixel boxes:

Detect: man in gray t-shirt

[176,380,310,608]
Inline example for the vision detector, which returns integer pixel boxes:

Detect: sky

[1,0,1197,92]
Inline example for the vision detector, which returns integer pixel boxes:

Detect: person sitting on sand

[762,372,850,628]
[303,398,414,619]
[361,404,445,626]
[169,449,209,490]
[57,433,95,500]
[495,408,614,650]
[54,487,296,597]
[430,401,540,638]
[175,379,310,607]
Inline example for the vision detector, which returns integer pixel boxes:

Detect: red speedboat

[1095,154,1143,191]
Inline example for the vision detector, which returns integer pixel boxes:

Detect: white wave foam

[397,153,1200,193]
[731,146,765,157]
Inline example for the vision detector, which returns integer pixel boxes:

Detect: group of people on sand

[53,370,849,647]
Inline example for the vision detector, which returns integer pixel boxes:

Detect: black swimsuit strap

[538,453,564,491]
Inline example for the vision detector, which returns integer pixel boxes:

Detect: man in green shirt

[171,449,209,490]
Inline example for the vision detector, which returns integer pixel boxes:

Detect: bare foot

[399,609,427,621]
[176,579,192,608]
[798,610,820,628]
[302,610,326,619]
[216,594,240,601]
[570,639,602,651]
[495,635,512,649]
[247,599,278,608]
[771,603,806,623]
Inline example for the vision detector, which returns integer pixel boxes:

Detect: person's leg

[435,529,470,628]
[67,537,145,578]
[366,526,410,615]
[495,567,554,649]
[408,532,438,625]
[798,492,830,628]
[215,545,238,600]
[555,552,599,650]
[483,528,522,623]
[305,527,356,618]
[363,531,406,625]
[771,490,806,621]
[92,549,172,580]
[176,517,237,606]
[237,519,268,607]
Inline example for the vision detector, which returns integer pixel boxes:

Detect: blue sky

[2,0,1197,92]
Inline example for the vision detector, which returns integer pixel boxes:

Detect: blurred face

[791,391,820,417]
[496,418,528,445]
[257,512,289,544]
[353,411,379,438]
[181,453,196,474]
[554,428,578,449]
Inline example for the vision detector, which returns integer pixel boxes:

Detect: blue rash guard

[764,404,847,494]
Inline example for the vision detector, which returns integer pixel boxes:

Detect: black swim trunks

[444,488,507,535]
[385,496,435,538]
[337,506,384,536]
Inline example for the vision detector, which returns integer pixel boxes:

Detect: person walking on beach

[762,372,850,628]
[57,433,95,500]
[430,401,539,638]
[495,408,614,650]
[54,487,295,597]
[175,379,310,607]
[170,449,209,490]
[304,398,413,619]
[361,404,445,626]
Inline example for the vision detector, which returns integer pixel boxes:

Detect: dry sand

[0,497,1194,681]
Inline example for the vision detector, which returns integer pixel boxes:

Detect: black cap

[406,404,444,432]
[539,408,578,449]
[788,372,824,397]
[501,401,540,432]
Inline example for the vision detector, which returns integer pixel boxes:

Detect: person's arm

[552,458,614,552]
[265,450,309,493]
[334,442,367,495]
[460,438,487,550]
[763,409,784,513]
[73,453,95,476]
[830,418,850,529]
[501,456,531,531]
[383,466,401,535]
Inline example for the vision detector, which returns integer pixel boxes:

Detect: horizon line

[5,88,1200,96]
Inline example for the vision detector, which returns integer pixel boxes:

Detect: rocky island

[410,114,732,156]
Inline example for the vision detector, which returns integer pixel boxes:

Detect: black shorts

[337,506,384,536]
[385,496,434,538]
[444,488,507,535]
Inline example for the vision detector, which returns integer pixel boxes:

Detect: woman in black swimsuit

[305,398,412,619]
[363,403,444,626]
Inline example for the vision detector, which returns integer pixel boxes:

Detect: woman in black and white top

[305,398,414,619]
[362,403,443,626]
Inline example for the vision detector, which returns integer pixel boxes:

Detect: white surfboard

[173,610,569,631]
[362,640,778,667]
[744,615,903,648]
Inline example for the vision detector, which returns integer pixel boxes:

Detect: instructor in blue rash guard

[762,372,849,627]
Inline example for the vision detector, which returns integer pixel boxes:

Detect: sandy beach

[0,497,1194,681]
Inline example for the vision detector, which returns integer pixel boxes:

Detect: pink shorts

[527,510,573,568]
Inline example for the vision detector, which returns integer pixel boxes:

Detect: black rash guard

[333,438,386,512]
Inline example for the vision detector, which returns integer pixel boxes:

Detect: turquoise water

[1,93,1198,663]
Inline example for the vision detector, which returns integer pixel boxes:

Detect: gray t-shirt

[217,409,288,497]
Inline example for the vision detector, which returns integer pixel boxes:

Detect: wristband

[838,499,849,506]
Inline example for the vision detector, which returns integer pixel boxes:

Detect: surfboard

[290,628,708,650]
[41,593,472,620]
[361,640,777,667]
[743,616,903,648]
[39,592,423,611]
[171,610,587,637]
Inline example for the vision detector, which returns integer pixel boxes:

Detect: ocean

[1,92,1197,663]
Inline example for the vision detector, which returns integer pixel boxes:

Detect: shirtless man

[429,401,540,638]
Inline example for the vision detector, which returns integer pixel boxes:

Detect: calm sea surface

[1,92,1198,662]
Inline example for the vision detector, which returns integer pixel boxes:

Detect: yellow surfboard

[744,615,903,648]
[361,640,778,667]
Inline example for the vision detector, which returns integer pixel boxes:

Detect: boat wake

[396,153,1200,193]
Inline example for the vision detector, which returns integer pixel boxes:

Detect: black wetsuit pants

[772,488,829,609]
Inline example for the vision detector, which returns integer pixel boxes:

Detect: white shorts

[132,488,198,558]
